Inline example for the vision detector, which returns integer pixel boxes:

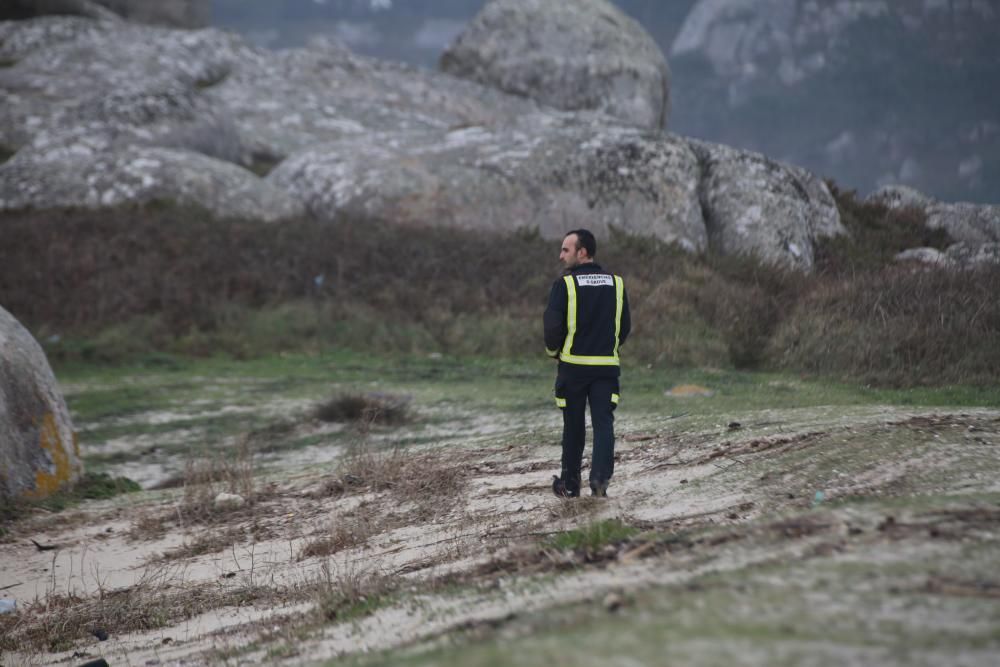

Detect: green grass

[1,472,140,529]
[547,519,639,552]
[6,203,1000,387]
[338,494,1000,667]
[56,351,1000,480]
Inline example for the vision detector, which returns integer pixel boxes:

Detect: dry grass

[178,438,258,524]
[0,563,273,653]
[298,436,467,562]
[310,558,397,622]
[318,441,466,520]
[158,525,247,561]
[127,509,168,541]
[298,507,380,561]
[2,199,997,386]
[314,392,411,426]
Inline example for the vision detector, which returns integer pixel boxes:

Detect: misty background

[210,0,1000,205]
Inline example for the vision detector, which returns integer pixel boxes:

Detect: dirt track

[3,403,999,665]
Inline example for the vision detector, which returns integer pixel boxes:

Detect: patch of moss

[37,472,141,512]
[0,472,140,535]
[547,519,639,552]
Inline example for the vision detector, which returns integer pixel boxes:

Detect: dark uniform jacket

[543,262,631,379]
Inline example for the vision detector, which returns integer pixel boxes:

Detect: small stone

[214,492,245,509]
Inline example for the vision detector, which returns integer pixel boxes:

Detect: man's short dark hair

[566,229,597,258]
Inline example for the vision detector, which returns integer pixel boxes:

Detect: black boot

[590,481,609,498]
[552,476,580,498]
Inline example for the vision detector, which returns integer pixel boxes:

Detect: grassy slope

[4,353,999,665]
[56,351,1000,477]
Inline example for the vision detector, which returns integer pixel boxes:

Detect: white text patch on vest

[576,274,614,287]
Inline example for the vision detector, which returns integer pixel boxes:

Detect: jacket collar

[567,262,604,275]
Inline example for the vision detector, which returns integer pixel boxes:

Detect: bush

[770,264,1000,386]
[1,200,996,387]
[816,184,953,273]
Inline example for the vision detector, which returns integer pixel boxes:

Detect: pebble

[214,492,246,509]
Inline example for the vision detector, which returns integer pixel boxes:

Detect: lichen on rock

[0,305,80,500]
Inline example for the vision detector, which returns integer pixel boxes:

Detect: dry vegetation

[3,408,999,664]
[313,392,411,426]
[0,189,997,387]
[0,563,273,653]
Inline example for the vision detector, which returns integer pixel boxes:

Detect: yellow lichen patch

[24,412,77,499]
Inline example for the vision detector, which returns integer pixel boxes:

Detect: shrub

[1,199,995,387]
[816,184,953,273]
[313,392,410,426]
[769,264,1000,386]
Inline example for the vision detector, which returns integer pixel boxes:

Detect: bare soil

[2,401,999,666]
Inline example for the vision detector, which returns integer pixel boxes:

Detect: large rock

[691,140,844,271]
[1,0,208,27]
[926,203,1000,246]
[0,17,536,219]
[895,243,1000,269]
[0,305,80,500]
[440,0,670,129]
[868,185,1000,245]
[270,111,706,248]
[1,144,304,221]
[0,14,844,269]
[204,35,537,162]
[0,17,263,153]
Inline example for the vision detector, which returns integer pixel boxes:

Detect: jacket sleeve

[618,284,631,347]
[543,278,567,358]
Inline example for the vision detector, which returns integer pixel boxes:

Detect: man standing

[544,229,630,498]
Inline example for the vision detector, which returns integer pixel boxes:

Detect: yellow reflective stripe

[559,353,619,366]
[555,396,567,408]
[611,393,620,404]
[561,275,577,358]
[545,347,559,358]
[613,275,624,359]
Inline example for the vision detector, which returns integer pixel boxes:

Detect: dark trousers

[557,375,618,493]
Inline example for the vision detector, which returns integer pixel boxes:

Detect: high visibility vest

[549,273,625,367]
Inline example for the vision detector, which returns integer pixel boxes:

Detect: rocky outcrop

[440,0,670,129]
[691,140,844,271]
[0,17,533,219]
[0,305,80,500]
[0,14,843,269]
[2,0,208,28]
[866,185,933,211]
[925,203,1000,247]
[896,243,1000,269]
[869,185,1000,245]
[2,144,304,221]
[205,35,537,161]
[874,184,1000,268]
[271,112,706,248]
